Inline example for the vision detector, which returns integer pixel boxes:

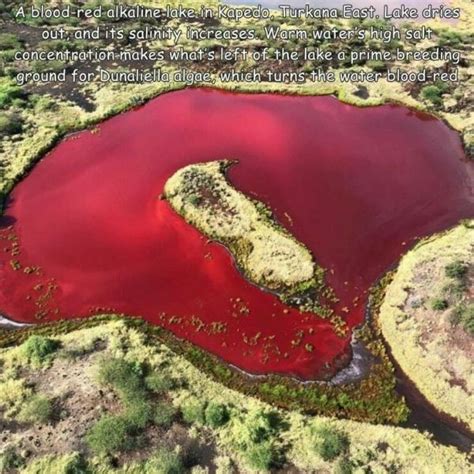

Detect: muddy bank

[0,315,30,329]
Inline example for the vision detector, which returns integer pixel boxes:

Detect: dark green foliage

[244,442,276,471]
[204,402,229,428]
[145,372,174,394]
[431,298,449,311]
[0,33,21,51]
[445,260,468,280]
[22,335,59,364]
[17,395,52,424]
[0,79,24,109]
[335,457,354,474]
[87,357,153,454]
[153,402,177,428]
[437,29,466,47]
[240,410,282,446]
[312,426,349,461]
[0,446,24,472]
[181,399,206,425]
[30,59,67,73]
[450,303,474,335]
[96,357,145,401]
[147,447,184,474]
[420,85,444,106]
[0,112,23,137]
[85,415,131,454]
[124,399,153,429]
[442,280,467,301]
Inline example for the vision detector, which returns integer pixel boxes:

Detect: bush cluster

[0,111,23,137]
[450,303,474,336]
[21,335,59,365]
[17,394,52,424]
[431,298,449,311]
[445,260,468,280]
[87,358,182,455]
[312,425,350,461]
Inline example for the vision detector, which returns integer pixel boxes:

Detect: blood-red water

[0,89,472,379]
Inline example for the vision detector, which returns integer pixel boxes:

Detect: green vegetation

[436,29,467,47]
[450,303,474,335]
[379,223,474,430]
[181,398,206,425]
[153,401,177,428]
[420,85,444,107]
[87,357,151,454]
[0,320,471,472]
[0,33,22,51]
[442,280,467,301]
[245,441,277,471]
[21,335,59,365]
[17,394,52,424]
[311,425,349,461]
[30,60,67,74]
[164,161,326,305]
[445,260,468,280]
[0,446,24,472]
[0,78,24,109]
[204,402,229,428]
[144,448,184,474]
[21,453,85,474]
[86,414,133,454]
[0,111,23,136]
[145,372,175,394]
[431,298,449,311]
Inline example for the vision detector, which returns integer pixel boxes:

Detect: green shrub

[431,298,449,311]
[96,357,145,401]
[0,33,21,51]
[31,60,67,73]
[244,411,280,444]
[22,335,59,365]
[86,415,131,454]
[204,402,229,428]
[335,457,354,474]
[0,112,23,137]
[17,395,52,424]
[124,398,152,429]
[0,78,24,109]
[145,373,174,394]
[312,426,349,461]
[181,399,206,425]
[145,447,184,474]
[244,441,276,471]
[366,60,386,72]
[437,30,465,47]
[420,85,443,106]
[450,304,474,335]
[442,281,467,301]
[153,402,177,428]
[0,446,24,472]
[20,453,85,474]
[445,260,468,280]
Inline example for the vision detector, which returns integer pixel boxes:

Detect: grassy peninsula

[164,160,328,306]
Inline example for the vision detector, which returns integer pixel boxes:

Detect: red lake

[1,89,472,379]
